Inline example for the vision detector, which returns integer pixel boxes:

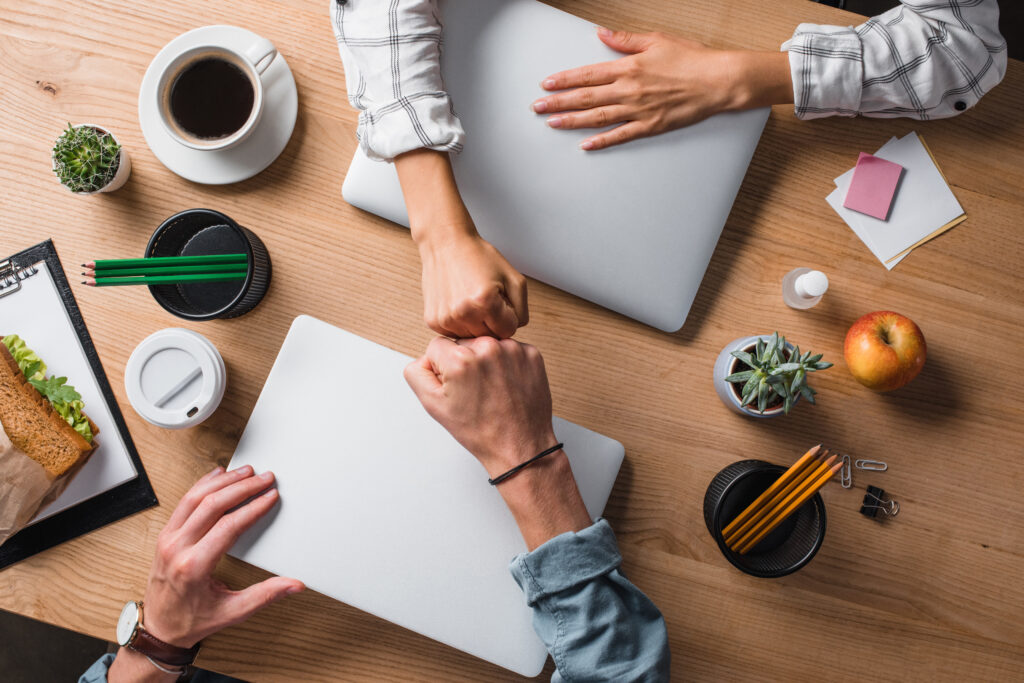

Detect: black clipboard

[0,240,157,569]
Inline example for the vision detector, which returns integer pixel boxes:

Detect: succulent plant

[52,123,121,193]
[725,332,832,414]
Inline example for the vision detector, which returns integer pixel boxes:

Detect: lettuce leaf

[3,334,46,380]
[3,334,93,443]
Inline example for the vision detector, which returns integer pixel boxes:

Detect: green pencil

[84,253,248,271]
[82,273,248,287]
[83,264,249,277]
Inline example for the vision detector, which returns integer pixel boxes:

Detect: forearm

[492,444,593,551]
[730,50,794,110]
[394,149,475,247]
[106,648,180,683]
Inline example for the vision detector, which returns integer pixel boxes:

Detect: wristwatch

[116,601,201,668]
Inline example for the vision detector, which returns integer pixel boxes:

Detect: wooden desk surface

[2,0,1022,680]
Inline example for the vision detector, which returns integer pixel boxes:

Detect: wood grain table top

[2,0,1022,680]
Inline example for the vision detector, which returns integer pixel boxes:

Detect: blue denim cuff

[509,519,622,606]
[79,653,116,683]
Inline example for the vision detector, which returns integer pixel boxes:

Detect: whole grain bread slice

[0,341,97,477]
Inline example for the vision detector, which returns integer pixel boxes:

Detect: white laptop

[341,0,769,332]
[227,315,625,676]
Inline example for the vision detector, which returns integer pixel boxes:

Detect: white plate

[139,25,298,184]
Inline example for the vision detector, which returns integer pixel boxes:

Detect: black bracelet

[488,443,565,486]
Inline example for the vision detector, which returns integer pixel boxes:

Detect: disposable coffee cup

[156,37,278,151]
[125,328,226,430]
[146,208,272,320]
[704,459,827,578]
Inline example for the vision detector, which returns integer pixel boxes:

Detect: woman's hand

[417,224,527,339]
[532,28,793,151]
[395,148,528,339]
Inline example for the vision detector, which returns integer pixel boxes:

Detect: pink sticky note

[843,152,904,221]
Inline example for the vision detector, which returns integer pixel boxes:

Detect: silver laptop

[342,0,769,332]
[228,315,625,676]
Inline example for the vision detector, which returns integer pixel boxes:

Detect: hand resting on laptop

[99,466,304,682]
[534,1,1006,150]
[532,28,791,151]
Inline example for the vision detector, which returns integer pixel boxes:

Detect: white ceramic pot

[54,123,132,194]
[713,335,798,419]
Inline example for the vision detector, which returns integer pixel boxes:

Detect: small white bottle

[782,268,829,309]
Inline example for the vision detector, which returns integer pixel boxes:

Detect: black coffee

[169,57,254,140]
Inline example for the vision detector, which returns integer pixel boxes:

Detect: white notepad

[827,132,965,269]
[0,261,138,521]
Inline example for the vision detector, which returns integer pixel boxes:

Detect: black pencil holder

[704,459,826,578]
[146,209,271,320]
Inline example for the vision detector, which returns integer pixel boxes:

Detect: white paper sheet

[829,133,964,267]
[0,261,137,522]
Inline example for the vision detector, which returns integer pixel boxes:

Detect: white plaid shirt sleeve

[329,0,464,161]
[782,0,1007,120]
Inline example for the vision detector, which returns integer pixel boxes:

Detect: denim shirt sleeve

[79,653,115,683]
[509,519,670,682]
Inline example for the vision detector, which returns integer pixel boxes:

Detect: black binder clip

[860,485,899,520]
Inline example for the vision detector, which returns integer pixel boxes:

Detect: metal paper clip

[840,454,852,488]
[855,459,888,472]
[860,485,899,519]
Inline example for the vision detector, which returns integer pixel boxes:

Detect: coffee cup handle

[245,37,278,76]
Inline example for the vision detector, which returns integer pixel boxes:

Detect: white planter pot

[713,335,798,419]
[54,123,131,194]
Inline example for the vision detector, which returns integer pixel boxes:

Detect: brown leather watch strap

[130,628,201,667]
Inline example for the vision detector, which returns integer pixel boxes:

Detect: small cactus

[52,123,121,193]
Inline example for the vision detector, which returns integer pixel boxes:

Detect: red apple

[844,311,926,391]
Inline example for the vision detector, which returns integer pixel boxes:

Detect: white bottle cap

[125,328,226,429]
[795,271,829,299]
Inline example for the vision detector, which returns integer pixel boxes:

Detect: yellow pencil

[721,445,822,542]
[736,460,843,555]
[729,454,837,552]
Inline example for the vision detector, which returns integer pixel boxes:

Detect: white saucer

[139,25,298,184]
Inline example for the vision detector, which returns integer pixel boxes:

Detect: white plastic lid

[125,328,226,429]
[795,270,829,298]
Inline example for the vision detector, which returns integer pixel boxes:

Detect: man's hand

[532,28,793,151]
[395,148,528,340]
[404,337,555,476]
[109,466,303,681]
[404,337,592,549]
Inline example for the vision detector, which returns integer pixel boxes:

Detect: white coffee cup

[156,37,277,151]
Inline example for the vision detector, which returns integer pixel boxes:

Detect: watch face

[116,601,139,646]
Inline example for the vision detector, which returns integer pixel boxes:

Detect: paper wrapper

[0,416,90,546]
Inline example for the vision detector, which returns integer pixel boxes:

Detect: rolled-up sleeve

[510,519,670,682]
[782,0,1007,120]
[329,0,465,161]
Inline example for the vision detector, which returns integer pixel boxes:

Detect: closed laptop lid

[342,0,769,332]
[227,315,625,676]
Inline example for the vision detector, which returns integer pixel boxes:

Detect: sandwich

[0,334,98,477]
